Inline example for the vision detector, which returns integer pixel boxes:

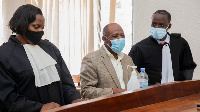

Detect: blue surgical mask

[150,24,169,40]
[105,37,125,53]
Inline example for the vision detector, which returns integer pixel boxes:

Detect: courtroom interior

[0,0,200,112]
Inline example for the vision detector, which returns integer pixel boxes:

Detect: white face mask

[150,24,170,40]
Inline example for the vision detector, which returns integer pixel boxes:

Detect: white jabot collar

[23,44,60,87]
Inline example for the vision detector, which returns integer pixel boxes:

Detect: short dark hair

[154,10,171,23]
[102,23,118,37]
[102,24,110,37]
[9,4,43,35]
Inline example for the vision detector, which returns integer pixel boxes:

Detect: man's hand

[154,82,161,86]
[71,98,89,103]
[112,88,127,94]
[40,102,60,112]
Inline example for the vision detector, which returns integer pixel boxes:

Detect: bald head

[102,23,123,37]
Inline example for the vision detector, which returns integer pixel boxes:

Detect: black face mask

[25,30,44,45]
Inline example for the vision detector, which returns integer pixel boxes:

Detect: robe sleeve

[0,62,43,112]
[179,41,197,80]
[54,48,81,104]
[128,45,144,72]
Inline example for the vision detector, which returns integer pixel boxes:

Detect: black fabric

[0,35,81,112]
[128,33,197,85]
[180,69,194,80]
[25,30,44,45]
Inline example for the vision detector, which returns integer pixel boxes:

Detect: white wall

[133,0,200,79]
[2,0,26,42]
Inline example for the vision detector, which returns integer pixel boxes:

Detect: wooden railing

[46,80,200,112]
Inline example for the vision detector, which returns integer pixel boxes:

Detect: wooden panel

[46,80,200,112]
[192,80,200,93]
[122,100,197,112]
[151,84,170,102]
[120,91,142,110]
[123,94,200,112]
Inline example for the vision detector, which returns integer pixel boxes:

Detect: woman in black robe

[0,4,85,112]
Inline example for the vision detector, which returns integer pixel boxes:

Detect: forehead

[30,14,45,25]
[152,13,169,24]
[108,24,124,34]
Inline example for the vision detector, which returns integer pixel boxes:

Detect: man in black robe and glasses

[128,10,197,85]
[0,4,87,112]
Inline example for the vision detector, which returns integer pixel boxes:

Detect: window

[100,0,133,54]
[115,0,132,54]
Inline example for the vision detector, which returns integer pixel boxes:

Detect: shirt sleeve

[0,62,43,112]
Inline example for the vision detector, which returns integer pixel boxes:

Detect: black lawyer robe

[128,33,197,85]
[0,35,81,112]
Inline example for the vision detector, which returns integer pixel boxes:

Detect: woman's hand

[40,102,60,112]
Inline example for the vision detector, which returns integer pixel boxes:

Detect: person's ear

[102,36,112,46]
[167,23,172,30]
[102,36,107,42]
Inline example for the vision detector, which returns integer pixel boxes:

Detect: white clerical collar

[157,34,170,45]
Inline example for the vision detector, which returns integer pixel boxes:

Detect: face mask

[150,24,169,40]
[105,37,125,53]
[25,30,44,45]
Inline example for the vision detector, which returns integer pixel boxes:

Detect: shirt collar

[103,45,124,61]
[157,34,170,45]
